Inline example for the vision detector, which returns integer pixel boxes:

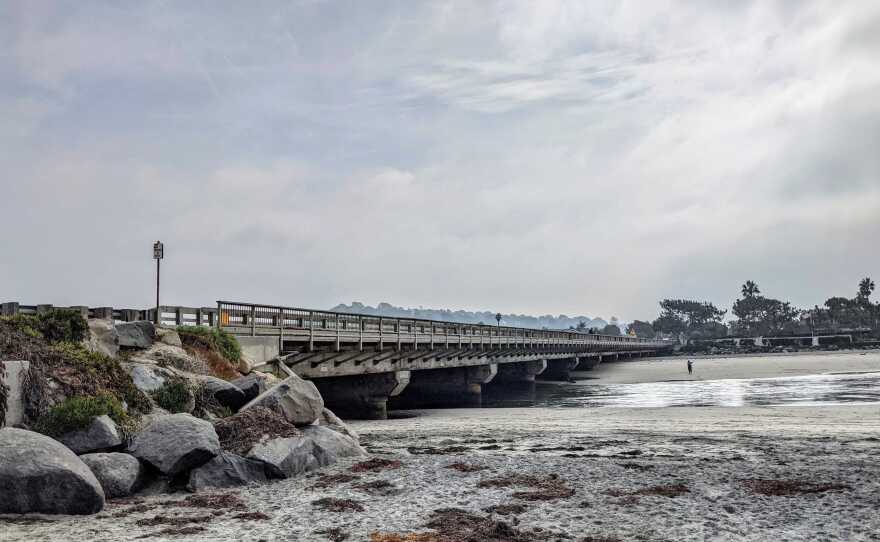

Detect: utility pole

[153,241,164,325]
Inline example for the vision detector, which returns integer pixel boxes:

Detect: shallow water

[492,371,880,409]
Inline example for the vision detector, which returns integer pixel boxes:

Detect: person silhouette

[687,359,693,375]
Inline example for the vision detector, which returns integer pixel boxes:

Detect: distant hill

[329,301,609,331]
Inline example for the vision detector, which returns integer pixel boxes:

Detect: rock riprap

[128,413,220,475]
[116,321,156,349]
[199,375,246,411]
[0,428,105,515]
[80,452,144,498]
[247,436,321,479]
[241,374,324,426]
[231,373,271,403]
[187,451,268,491]
[318,407,359,441]
[57,414,122,455]
[302,425,365,461]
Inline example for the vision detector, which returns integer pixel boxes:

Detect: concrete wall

[2,361,29,427]
[236,336,280,364]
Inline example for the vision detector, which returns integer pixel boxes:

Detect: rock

[130,343,207,375]
[238,354,256,375]
[80,453,144,498]
[317,408,359,441]
[0,428,105,514]
[125,362,176,393]
[85,319,119,358]
[247,436,319,479]
[57,415,122,455]
[198,376,246,411]
[301,425,365,461]
[117,321,156,349]
[186,452,268,491]
[156,327,182,347]
[240,374,324,426]
[231,372,272,403]
[128,413,220,476]
[1,360,29,427]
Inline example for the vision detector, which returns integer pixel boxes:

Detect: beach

[3,353,879,541]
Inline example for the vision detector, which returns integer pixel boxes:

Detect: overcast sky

[2,1,879,322]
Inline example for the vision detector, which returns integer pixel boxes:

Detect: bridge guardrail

[217,300,672,348]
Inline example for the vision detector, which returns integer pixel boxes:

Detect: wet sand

[3,353,879,541]
[580,350,880,384]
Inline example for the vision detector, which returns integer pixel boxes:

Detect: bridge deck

[219,301,673,378]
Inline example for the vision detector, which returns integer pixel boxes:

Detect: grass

[34,393,130,437]
[150,380,192,413]
[176,326,241,363]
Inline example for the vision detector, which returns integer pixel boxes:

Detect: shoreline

[3,354,879,541]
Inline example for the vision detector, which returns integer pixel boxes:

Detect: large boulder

[117,321,156,349]
[124,362,176,393]
[187,452,268,491]
[199,376,246,411]
[0,428,105,514]
[231,372,272,403]
[130,343,207,375]
[80,453,144,498]
[156,327,182,347]
[57,415,122,455]
[317,408,359,441]
[128,414,220,476]
[85,319,119,358]
[237,353,256,375]
[302,425,365,462]
[246,436,320,479]
[240,374,323,426]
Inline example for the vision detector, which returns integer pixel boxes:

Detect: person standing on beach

[687,359,693,375]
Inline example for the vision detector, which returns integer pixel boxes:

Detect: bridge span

[219,301,674,419]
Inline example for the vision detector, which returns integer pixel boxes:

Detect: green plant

[176,326,241,363]
[50,342,152,414]
[151,380,192,413]
[35,393,128,437]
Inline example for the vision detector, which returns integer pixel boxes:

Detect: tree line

[626,277,877,339]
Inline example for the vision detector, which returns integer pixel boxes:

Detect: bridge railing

[217,300,670,347]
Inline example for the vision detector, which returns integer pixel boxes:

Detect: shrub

[176,326,241,363]
[35,393,127,437]
[50,342,152,414]
[35,310,89,343]
[151,380,192,413]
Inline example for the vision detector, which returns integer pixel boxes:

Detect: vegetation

[34,393,129,437]
[652,299,727,339]
[150,380,193,413]
[652,276,880,341]
[176,326,241,363]
[3,309,89,343]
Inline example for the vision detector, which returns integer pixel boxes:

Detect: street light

[153,241,164,325]
[495,312,502,327]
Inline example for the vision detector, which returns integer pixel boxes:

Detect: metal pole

[155,258,160,325]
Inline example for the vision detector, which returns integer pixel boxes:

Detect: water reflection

[489,372,880,409]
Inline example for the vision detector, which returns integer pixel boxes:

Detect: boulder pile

[0,312,364,516]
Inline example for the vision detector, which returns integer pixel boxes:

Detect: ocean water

[527,371,880,409]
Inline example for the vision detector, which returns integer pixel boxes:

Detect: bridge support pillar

[311,370,410,421]
[574,355,601,371]
[538,357,579,381]
[390,364,497,410]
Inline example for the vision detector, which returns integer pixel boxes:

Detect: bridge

[218,301,674,419]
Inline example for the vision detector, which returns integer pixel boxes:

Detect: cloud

[1,0,878,321]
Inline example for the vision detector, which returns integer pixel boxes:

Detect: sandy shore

[581,350,880,384]
[3,354,879,541]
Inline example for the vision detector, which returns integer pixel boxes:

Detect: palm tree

[741,280,760,299]
[858,277,875,302]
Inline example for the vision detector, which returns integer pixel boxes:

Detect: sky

[2,0,879,323]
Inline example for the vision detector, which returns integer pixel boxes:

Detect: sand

[2,353,879,541]
[581,350,880,384]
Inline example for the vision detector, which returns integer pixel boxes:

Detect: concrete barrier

[236,336,280,364]
[2,361,30,427]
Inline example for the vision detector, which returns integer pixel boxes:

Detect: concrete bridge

[218,301,674,419]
